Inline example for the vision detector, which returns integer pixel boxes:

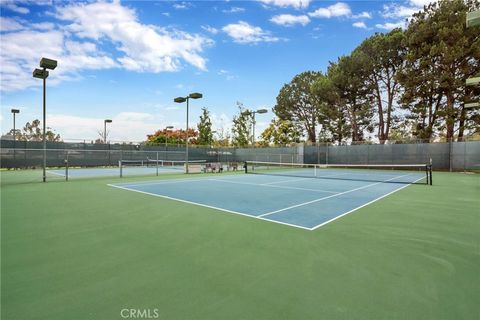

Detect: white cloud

[409,0,437,6]
[377,0,437,32]
[0,27,117,92]
[352,11,372,19]
[1,1,213,92]
[270,14,310,27]
[31,22,55,31]
[222,21,279,44]
[211,112,233,138]
[381,4,419,19]
[309,2,351,18]
[217,69,237,81]
[375,21,407,30]
[222,7,245,13]
[173,2,191,10]
[201,25,219,35]
[2,2,30,14]
[352,22,367,29]
[259,0,310,9]
[0,16,25,32]
[48,112,163,142]
[55,1,212,73]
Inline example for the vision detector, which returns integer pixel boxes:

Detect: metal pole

[449,139,452,172]
[252,112,256,147]
[104,121,107,144]
[13,112,16,170]
[43,70,46,182]
[186,97,189,174]
[65,151,69,181]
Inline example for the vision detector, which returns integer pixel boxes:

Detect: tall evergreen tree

[196,107,213,146]
[231,103,252,147]
[312,74,350,145]
[398,0,480,141]
[355,28,405,143]
[328,54,375,142]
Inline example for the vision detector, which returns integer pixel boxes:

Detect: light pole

[33,57,57,182]
[174,92,203,173]
[164,126,174,146]
[11,109,20,170]
[104,119,112,143]
[243,108,268,146]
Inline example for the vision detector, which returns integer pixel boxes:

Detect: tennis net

[119,159,206,177]
[244,161,432,185]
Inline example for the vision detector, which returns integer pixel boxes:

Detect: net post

[244,161,248,173]
[65,151,69,181]
[429,158,433,185]
[429,165,433,185]
[156,151,159,176]
[119,160,123,178]
[425,164,430,184]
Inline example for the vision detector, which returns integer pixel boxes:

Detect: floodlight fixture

[40,57,57,70]
[174,97,187,103]
[11,109,20,114]
[189,92,203,99]
[33,68,49,79]
[466,76,480,86]
[165,126,174,130]
[465,102,479,109]
[467,10,480,28]
[256,108,268,114]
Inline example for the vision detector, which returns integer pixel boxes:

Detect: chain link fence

[1,139,479,172]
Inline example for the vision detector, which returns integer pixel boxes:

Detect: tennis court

[109,162,431,230]
[2,165,479,320]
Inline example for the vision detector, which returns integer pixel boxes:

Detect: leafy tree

[328,54,375,142]
[273,71,324,142]
[196,107,214,146]
[354,28,405,143]
[259,118,303,146]
[146,128,198,145]
[231,103,252,147]
[398,0,480,141]
[15,119,61,141]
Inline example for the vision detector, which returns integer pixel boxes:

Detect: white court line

[113,177,211,187]
[309,176,425,230]
[208,178,339,194]
[258,174,414,218]
[47,170,65,177]
[261,177,312,185]
[107,183,312,231]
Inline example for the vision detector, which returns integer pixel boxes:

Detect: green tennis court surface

[1,170,479,319]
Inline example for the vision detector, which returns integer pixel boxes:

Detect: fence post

[449,139,453,172]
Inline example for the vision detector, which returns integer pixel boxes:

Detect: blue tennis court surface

[108,169,425,230]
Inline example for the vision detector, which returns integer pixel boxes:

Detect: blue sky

[0,0,432,142]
